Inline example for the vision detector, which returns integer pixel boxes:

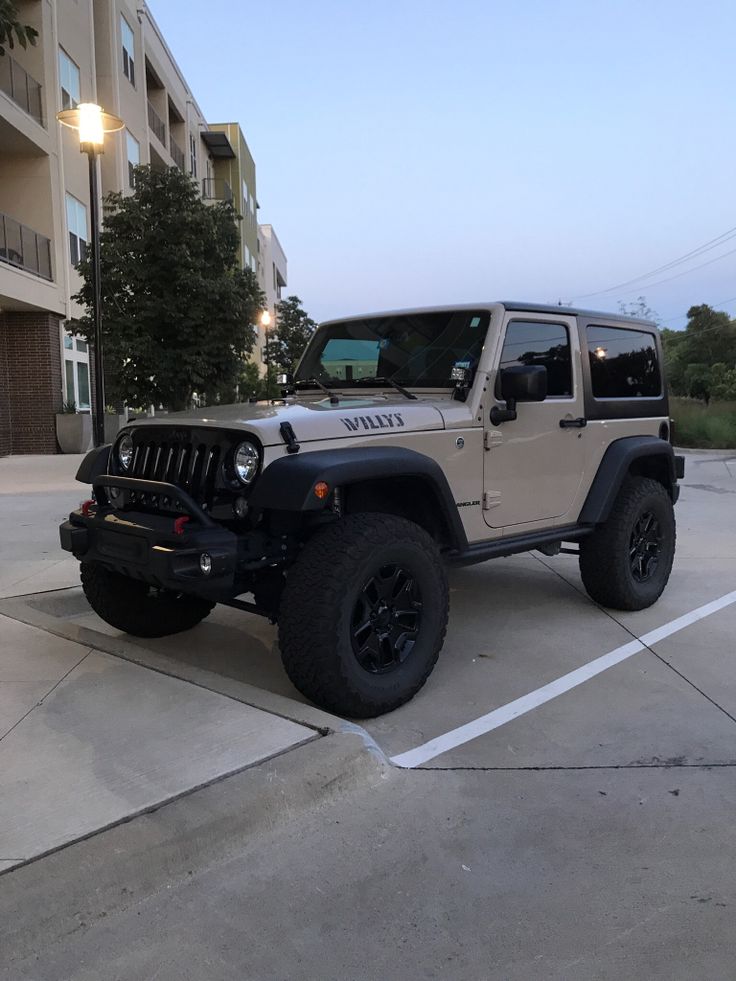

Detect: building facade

[0,0,286,455]
[257,223,287,363]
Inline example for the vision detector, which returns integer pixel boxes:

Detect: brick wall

[0,312,63,455]
[0,323,11,457]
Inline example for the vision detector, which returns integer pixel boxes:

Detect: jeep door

[483,313,586,529]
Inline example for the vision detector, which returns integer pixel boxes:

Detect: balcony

[0,53,43,126]
[169,135,185,171]
[0,211,52,280]
[202,178,233,203]
[147,100,166,145]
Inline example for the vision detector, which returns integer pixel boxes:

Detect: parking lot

[6,450,734,772]
[1,450,735,978]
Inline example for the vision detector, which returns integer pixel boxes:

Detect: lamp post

[57,103,124,446]
[260,309,274,397]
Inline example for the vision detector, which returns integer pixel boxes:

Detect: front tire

[579,476,676,610]
[80,562,215,637]
[278,513,449,718]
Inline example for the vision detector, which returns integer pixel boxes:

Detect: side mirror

[501,365,547,403]
[491,365,547,425]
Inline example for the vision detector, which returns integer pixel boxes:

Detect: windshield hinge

[279,422,300,454]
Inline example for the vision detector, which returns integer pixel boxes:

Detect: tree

[660,304,736,398]
[69,166,264,410]
[268,296,318,374]
[0,0,38,56]
[618,296,660,323]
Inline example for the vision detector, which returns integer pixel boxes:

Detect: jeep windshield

[295,310,490,389]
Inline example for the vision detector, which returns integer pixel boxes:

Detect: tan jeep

[60,302,684,717]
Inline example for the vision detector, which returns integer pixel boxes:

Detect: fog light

[200,553,212,575]
[233,496,248,519]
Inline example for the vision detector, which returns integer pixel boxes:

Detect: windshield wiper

[352,376,417,401]
[293,377,340,404]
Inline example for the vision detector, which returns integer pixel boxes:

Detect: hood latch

[279,421,300,454]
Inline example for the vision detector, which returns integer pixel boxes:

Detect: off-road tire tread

[80,562,214,637]
[278,513,448,718]
[579,476,676,611]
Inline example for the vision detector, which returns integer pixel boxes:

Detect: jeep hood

[129,396,446,446]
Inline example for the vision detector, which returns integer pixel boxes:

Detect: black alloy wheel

[351,564,423,674]
[629,511,662,583]
[278,513,449,718]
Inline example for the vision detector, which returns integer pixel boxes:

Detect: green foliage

[69,166,264,410]
[0,0,38,56]
[267,295,318,374]
[661,304,736,403]
[670,398,736,449]
[61,399,77,414]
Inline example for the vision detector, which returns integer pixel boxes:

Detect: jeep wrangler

[60,303,684,718]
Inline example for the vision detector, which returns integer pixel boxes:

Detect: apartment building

[257,223,287,361]
[0,0,287,455]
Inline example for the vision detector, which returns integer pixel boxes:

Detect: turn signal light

[81,499,94,516]
[314,481,330,500]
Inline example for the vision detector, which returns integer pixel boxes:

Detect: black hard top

[501,301,655,326]
[322,302,656,328]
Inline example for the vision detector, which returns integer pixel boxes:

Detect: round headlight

[234,441,259,485]
[117,433,134,471]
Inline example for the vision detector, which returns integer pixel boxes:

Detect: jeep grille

[128,439,221,504]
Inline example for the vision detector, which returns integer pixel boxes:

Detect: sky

[149,0,736,327]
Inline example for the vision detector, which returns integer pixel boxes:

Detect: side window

[65,193,87,265]
[121,16,135,86]
[498,321,572,397]
[126,130,140,188]
[586,326,661,398]
[59,48,80,110]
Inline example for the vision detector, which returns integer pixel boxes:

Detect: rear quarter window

[586,325,661,398]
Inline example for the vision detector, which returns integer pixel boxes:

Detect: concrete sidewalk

[0,455,326,874]
[0,453,85,598]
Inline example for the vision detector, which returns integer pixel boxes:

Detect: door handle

[559,417,587,429]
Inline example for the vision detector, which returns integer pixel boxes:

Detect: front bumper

[60,474,239,599]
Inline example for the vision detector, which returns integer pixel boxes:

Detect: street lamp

[57,103,124,446]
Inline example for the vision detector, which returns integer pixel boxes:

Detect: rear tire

[579,476,675,611]
[278,513,449,718]
[80,562,214,637]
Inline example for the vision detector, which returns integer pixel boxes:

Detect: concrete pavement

[0,457,327,875]
[1,449,735,978]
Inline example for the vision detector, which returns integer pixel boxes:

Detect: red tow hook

[173,515,190,536]
[81,499,95,516]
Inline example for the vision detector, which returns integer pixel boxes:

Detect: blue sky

[150,0,736,327]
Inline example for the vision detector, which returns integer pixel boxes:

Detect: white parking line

[391,590,736,769]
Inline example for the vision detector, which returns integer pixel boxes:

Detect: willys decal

[340,413,405,433]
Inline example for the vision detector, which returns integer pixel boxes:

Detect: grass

[670,397,736,449]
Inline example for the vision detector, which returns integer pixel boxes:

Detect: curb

[0,587,345,735]
[0,730,389,969]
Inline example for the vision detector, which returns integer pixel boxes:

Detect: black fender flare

[76,444,111,483]
[578,436,679,525]
[249,446,468,549]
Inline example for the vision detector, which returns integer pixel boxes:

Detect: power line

[611,245,736,296]
[572,223,736,301]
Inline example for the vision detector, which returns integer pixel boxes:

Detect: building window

[126,130,140,188]
[63,324,91,411]
[586,325,661,398]
[245,244,251,267]
[498,320,573,398]
[59,48,80,110]
[242,180,248,211]
[121,15,135,86]
[189,134,197,177]
[249,193,255,217]
[65,193,87,266]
